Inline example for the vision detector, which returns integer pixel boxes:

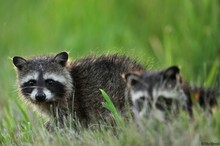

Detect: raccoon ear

[124,73,140,87]
[163,66,180,80]
[13,56,27,70]
[54,52,68,66]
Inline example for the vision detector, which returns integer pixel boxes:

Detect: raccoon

[124,66,219,125]
[12,52,144,128]
[124,66,191,123]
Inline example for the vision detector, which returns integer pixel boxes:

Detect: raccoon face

[13,52,73,103]
[125,66,187,116]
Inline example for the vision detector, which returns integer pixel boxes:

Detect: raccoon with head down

[12,52,144,129]
[124,66,219,126]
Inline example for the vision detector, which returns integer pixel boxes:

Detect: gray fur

[125,66,220,128]
[125,66,190,126]
[13,52,144,128]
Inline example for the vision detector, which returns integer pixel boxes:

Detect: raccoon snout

[35,93,46,101]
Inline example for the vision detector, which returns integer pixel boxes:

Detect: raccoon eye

[28,80,36,86]
[46,79,55,86]
[139,96,145,101]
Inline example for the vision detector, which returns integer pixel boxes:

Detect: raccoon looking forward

[124,66,219,125]
[124,66,191,124]
[13,52,144,128]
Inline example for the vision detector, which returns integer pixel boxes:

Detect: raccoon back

[70,55,144,124]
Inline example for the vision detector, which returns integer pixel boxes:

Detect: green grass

[0,0,220,145]
[101,89,124,128]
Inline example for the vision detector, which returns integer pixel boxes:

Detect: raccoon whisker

[20,86,44,89]
[46,91,67,95]
[24,93,32,96]
[12,88,20,93]
[19,87,30,90]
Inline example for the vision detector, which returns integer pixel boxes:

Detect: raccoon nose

[35,93,46,101]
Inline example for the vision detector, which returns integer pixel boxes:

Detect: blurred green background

[0,0,219,120]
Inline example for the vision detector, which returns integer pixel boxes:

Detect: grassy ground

[0,0,220,145]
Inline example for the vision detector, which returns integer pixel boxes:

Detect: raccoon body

[190,87,219,112]
[70,56,144,125]
[13,52,144,127]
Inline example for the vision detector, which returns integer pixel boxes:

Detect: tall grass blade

[15,99,29,123]
[100,89,124,128]
[205,59,219,87]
